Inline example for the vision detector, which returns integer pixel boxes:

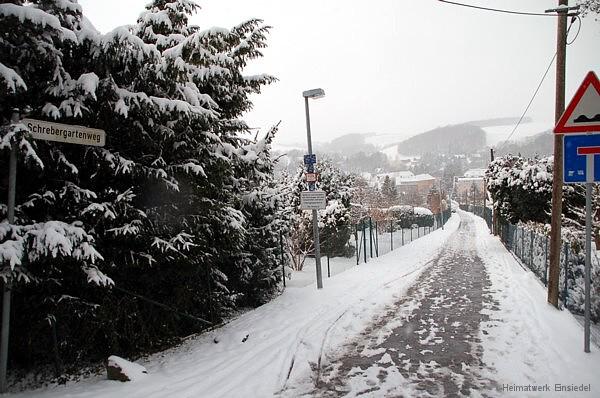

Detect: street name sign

[23,118,106,147]
[554,71,600,134]
[300,190,326,210]
[563,134,600,183]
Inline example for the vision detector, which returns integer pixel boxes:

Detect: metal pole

[363,221,367,263]
[401,228,404,246]
[375,221,379,257]
[584,155,592,353]
[530,230,535,270]
[390,219,393,251]
[548,0,569,308]
[1,143,17,393]
[439,180,444,230]
[280,232,285,288]
[563,243,569,301]
[355,224,359,266]
[369,217,373,258]
[305,97,323,289]
[327,254,330,278]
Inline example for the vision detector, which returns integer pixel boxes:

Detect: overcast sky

[78,0,599,146]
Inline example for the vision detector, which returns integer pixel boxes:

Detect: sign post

[302,88,325,289]
[556,71,600,353]
[0,117,106,392]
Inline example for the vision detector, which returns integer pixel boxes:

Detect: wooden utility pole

[548,0,569,308]
[490,149,498,235]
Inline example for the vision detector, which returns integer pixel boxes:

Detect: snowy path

[11,211,600,398]
[284,213,496,397]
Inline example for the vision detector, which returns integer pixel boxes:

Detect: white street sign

[300,190,326,210]
[23,118,106,147]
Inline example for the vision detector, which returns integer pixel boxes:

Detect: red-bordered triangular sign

[554,71,600,134]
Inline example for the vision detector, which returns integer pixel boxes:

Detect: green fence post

[530,230,534,271]
[355,224,359,265]
[363,220,367,263]
[390,219,393,251]
[369,217,373,258]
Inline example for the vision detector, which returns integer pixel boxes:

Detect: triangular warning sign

[555,71,600,134]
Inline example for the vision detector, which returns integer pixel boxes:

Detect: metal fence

[466,204,597,319]
[354,210,452,265]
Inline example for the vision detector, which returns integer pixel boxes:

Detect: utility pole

[547,0,569,308]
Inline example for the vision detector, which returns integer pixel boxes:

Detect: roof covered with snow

[464,169,486,178]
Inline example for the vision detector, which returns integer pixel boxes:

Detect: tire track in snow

[278,257,438,394]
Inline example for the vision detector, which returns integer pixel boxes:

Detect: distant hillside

[494,130,553,158]
[317,133,378,154]
[394,124,486,155]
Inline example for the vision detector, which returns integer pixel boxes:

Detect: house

[372,171,414,189]
[454,170,485,204]
[397,173,436,197]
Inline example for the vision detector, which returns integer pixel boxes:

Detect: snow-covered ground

[9,211,600,397]
[473,214,600,397]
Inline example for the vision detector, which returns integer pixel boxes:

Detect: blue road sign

[305,163,315,173]
[563,134,600,183]
[304,154,316,165]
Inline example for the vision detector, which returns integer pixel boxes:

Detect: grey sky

[78,0,599,147]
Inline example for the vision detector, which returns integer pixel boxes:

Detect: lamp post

[302,88,325,289]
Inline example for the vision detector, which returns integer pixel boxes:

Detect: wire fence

[465,204,599,321]
[354,210,452,265]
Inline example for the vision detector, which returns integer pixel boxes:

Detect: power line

[497,17,578,150]
[438,0,576,17]
[497,52,557,150]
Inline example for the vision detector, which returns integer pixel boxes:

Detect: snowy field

[9,211,600,397]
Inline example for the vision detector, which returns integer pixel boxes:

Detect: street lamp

[303,88,325,289]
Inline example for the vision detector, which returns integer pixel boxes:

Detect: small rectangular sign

[23,118,106,147]
[303,154,316,165]
[300,190,326,210]
[305,173,317,182]
[563,134,600,183]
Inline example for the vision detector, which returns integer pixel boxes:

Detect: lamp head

[302,88,325,99]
